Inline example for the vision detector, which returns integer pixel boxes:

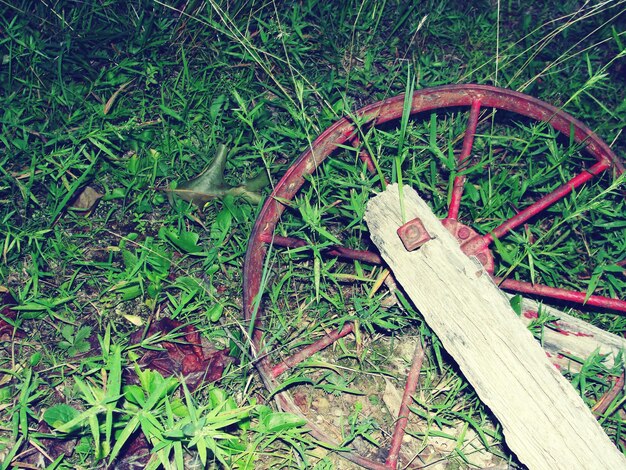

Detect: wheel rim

[242,84,625,468]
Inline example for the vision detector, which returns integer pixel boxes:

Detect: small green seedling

[58,325,92,357]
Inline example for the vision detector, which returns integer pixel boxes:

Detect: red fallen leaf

[0,290,24,341]
[116,319,234,467]
[21,421,77,466]
[113,430,151,470]
[126,318,234,390]
[293,391,309,413]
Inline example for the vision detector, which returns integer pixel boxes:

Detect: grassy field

[1,0,626,468]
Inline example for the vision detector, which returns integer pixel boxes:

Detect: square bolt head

[397,217,432,251]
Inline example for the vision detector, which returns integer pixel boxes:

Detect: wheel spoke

[263,233,626,314]
[271,323,355,378]
[496,277,626,313]
[448,99,482,220]
[260,233,383,264]
[350,135,378,174]
[385,341,425,469]
[482,160,610,244]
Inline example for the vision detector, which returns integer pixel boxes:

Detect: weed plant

[0,0,625,468]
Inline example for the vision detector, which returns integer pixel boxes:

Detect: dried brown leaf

[70,185,103,212]
[103,80,134,115]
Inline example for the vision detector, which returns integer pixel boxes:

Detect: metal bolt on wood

[396,217,431,251]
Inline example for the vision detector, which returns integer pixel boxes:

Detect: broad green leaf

[29,352,41,367]
[509,294,523,315]
[123,385,145,406]
[207,303,223,322]
[43,404,80,429]
[170,398,188,418]
[75,326,92,342]
[159,227,204,254]
[258,411,307,433]
[60,325,74,341]
[208,388,236,412]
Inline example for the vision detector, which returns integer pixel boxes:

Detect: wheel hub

[442,218,495,274]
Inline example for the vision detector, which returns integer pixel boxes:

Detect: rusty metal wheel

[243,84,625,468]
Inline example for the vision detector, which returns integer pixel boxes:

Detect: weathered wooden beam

[515,297,626,371]
[364,184,626,470]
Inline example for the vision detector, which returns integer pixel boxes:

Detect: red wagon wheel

[243,84,625,468]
